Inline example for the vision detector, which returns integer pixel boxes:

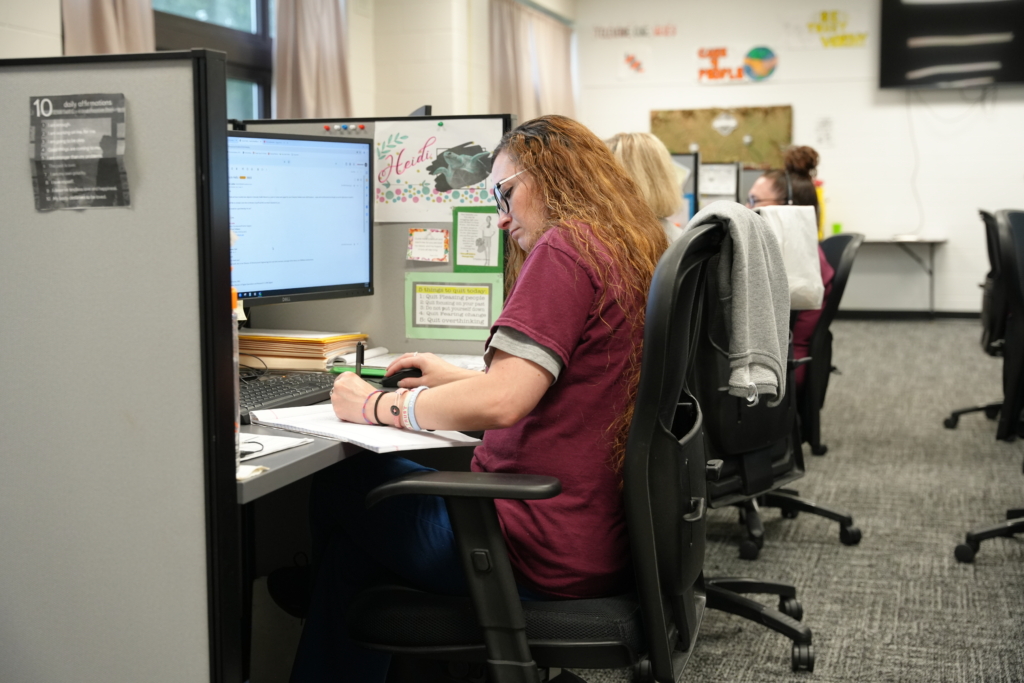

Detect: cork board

[651,106,793,169]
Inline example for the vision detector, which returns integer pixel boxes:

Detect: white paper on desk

[360,352,487,373]
[239,433,314,462]
[334,346,390,365]
[236,465,269,481]
[249,404,481,453]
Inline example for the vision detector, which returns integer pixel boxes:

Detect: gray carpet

[576,320,1024,683]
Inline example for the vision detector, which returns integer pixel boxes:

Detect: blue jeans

[290,451,542,682]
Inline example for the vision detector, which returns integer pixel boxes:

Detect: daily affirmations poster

[374,118,505,222]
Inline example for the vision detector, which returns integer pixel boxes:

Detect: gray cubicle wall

[0,52,238,683]
[242,116,512,356]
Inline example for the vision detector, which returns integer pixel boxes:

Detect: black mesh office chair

[677,229,819,673]
[944,211,1011,432]
[343,224,724,683]
[798,233,864,455]
[954,209,1024,563]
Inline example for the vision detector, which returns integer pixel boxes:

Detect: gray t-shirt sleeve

[484,325,564,382]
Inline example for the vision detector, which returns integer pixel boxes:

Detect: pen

[354,341,364,376]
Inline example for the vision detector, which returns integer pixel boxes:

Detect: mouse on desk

[380,367,423,388]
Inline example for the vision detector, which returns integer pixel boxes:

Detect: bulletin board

[651,106,793,168]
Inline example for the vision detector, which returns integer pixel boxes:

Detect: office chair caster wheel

[943,416,958,429]
[791,643,814,672]
[779,597,803,621]
[985,405,1001,420]
[839,525,862,546]
[811,444,828,456]
[955,539,979,563]
[739,539,761,560]
[781,508,799,519]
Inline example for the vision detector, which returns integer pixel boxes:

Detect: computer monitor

[228,131,373,306]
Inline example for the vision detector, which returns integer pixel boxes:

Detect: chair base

[734,490,861,560]
[704,577,814,672]
[944,402,1002,429]
[954,507,1024,563]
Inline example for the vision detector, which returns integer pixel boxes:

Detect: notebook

[249,404,481,453]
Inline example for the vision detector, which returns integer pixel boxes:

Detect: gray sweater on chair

[686,201,791,407]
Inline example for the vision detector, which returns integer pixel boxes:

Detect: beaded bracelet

[361,390,381,425]
[406,386,429,432]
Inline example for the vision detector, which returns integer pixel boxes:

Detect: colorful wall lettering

[699,47,778,84]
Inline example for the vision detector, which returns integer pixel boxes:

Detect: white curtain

[62,0,155,55]
[490,0,575,122]
[275,0,353,119]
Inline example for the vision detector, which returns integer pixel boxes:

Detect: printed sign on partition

[404,272,504,341]
[407,228,450,262]
[453,207,502,272]
[29,93,130,210]
[374,119,505,222]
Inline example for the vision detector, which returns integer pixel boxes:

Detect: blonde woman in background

[605,132,686,242]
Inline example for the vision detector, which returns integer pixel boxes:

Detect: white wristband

[407,386,429,432]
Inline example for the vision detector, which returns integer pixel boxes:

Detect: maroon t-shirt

[793,246,835,388]
[471,227,636,599]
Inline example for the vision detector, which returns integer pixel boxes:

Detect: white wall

[575,0,1024,312]
[0,0,62,58]
[348,0,376,116]
[366,0,575,118]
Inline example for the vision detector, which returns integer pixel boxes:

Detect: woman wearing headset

[746,146,833,389]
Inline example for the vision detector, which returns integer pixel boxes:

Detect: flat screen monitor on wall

[228,131,373,306]
[880,0,1024,88]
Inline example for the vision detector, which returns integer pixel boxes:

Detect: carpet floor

[575,319,1024,683]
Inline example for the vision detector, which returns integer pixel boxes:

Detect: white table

[862,235,948,317]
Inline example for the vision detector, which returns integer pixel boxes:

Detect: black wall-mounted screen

[880,0,1024,88]
[228,131,373,306]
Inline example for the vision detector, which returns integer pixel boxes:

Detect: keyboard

[239,372,336,424]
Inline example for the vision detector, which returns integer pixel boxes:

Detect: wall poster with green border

[452,206,502,273]
[404,271,504,340]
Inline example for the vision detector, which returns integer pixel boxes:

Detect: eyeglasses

[746,194,785,207]
[492,169,528,214]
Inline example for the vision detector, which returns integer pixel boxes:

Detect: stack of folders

[238,329,369,372]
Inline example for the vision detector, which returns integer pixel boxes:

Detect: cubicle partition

[0,52,239,682]
[242,115,513,356]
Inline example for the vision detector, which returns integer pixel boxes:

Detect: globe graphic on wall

[743,47,778,81]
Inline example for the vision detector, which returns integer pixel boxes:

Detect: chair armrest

[364,470,559,676]
[366,470,561,509]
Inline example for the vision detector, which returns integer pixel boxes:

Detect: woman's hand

[330,371,378,424]
[385,352,482,388]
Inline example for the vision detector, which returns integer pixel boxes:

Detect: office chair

[954,209,1024,563]
[342,223,723,683]
[944,211,1011,433]
[798,233,865,455]
[691,247,861,566]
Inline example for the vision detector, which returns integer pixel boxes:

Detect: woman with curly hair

[292,115,668,682]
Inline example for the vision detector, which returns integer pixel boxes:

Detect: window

[154,0,273,119]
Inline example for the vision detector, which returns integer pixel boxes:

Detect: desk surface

[238,424,481,504]
[237,424,361,504]
[862,235,948,244]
